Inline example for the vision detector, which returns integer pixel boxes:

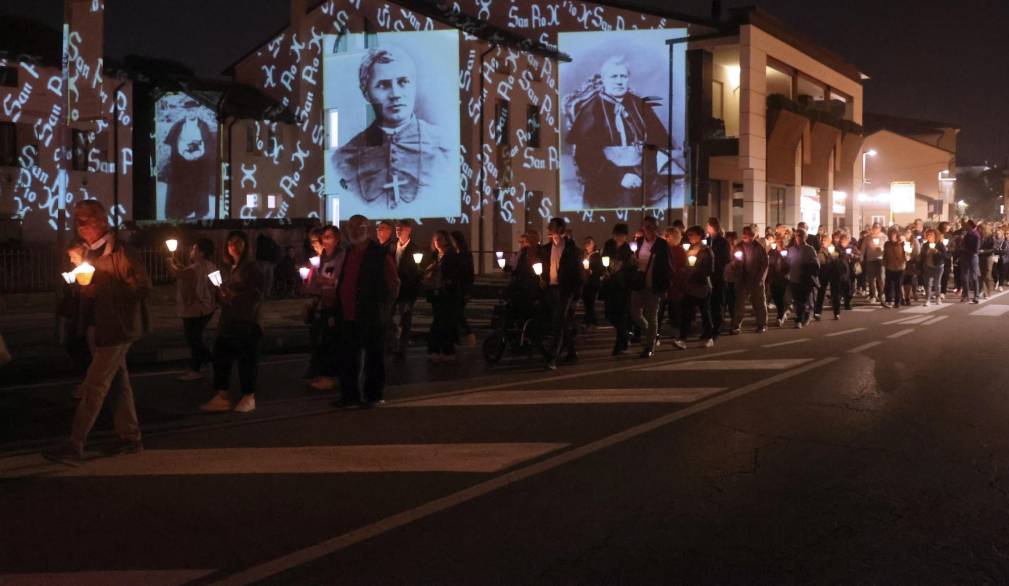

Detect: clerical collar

[379,115,416,135]
[88,232,111,251]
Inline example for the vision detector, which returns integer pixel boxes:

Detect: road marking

[643,358,812,372]
[395,388,727,407]
[210,357,838,586]
[922,315,948,326]
[882,315,920,325]
[0,570,217,586]
[0,444,568,479]
[847,341,882,353]
[970,304,1009,317]
[899,303,946,314]
[851,308,878,312]
[886,329,915,339]
[761,338,808,348]
[901,316,934,325]
[824,328,865,338]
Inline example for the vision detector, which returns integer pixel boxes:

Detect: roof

[723,6,865,83]
[863,112,960,136]
[150,77,296,122]
[0,14,62,67]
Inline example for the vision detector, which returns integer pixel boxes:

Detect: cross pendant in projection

[383,173,407,208]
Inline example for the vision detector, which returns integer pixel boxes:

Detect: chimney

[711,0,722,21]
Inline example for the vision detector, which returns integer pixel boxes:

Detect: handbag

[0,333,11,366]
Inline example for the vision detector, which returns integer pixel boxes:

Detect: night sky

[4,0,1004,164]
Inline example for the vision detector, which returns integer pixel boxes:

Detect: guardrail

[0,246,175,294]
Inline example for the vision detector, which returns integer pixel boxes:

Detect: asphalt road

[2,292,1009,585]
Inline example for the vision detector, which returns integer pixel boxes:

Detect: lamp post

[861,149,877,229]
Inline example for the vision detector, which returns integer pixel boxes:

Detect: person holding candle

[300,227,326,382]
[55,242,92,393]
[540,217,583,369]
[921,228,947,305]
[581,236,604,328]
[304,225,345,391]
[201,231,265,414]
[424,230,464,363]
[838,232,859,310]
[601,224,634,356]
[767,232,792,327]
[673,226,715,349]
[959,220,981,303]
[901,227,922,306]
[860,223,885,303]
[937,221,952,299]
[881,227,907,308]
[787,229,820,327]
[814,232,848,320]
[729,225,768,334]
[390,219,422,357]
[629,216,671,358]
[663,227,687,339]
[994,227,1008,291]
[44,201,151,463]
[705,218,731,339]
[979,223,997,299]
[169,238,218,381]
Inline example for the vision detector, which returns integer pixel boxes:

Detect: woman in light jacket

[169,238,217,381]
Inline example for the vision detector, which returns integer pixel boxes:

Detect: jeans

[605,286,631,351]
[960,255,980,300]
[338,320,386,404]
[545,286,576,361]
[680,295,713,340]
[925,266,944,301]
[70,342,140,450]
[182,313,214,372]
[884,269,904,304]
[789,282,813,323]
[630,289,662,349]
[582,284,600,326]
[769,282,789,321]
[732,282,768,330]
[815,276,843,316]
[865,260,884,300]
[213,324,262,396]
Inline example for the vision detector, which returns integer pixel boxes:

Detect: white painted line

[0,570,216,586]
[922,316,948,326]
[395,388,727,407]
[899,303,946,315]
[980,289,1009,304]
[886,329,915,340]
[761,338,808,348]
[847,341,882,353]
[824,328,865,338]
[210,357,838,586]
[900,316,933,325]
[644,359,812,372]
[851,308,878,312]
[882,316,920,325]
[970,304,1009,317]
[1,444,568,478]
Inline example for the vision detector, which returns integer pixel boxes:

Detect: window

[796,74,827,109]
[526,105,540,148]
[245,122,258,154]
[0,66,16,88]
[767,186,786,226]
[494,100,510,145]
[712,80,724,119]
[0,122,16,167]
[71,129,92,171]
[829,89,853,121]
[765,62,793,100]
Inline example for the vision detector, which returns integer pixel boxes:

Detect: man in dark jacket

[705,217,731,338]
[630,216,671,358]
[45,200,152,462]
[336,215,401,407]
[960,220,981,303]
[602,224,634,355]
[541,217,583,370]
[389,219,422,356]
[730,225,768,334]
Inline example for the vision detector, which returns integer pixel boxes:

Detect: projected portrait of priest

[161,98,215,219]
[565,56,673,209]
[333,47,455,212]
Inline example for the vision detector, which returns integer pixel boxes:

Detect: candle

[781,249,789,258]
[872,238,880,246]
[497,258,507,270]
[61,272,75,285]
[770,242,777,250]
[601,256,611,268]
[582,258,590,270]
[827,245,836,254]
[681,243,690,252]
[734,250,744,261]
[208,270,223,287]
[630,241,638,253]
[942,238,949,246]
[413,252,423,265]
[495,251,504,259]
[532,262,543,276]
[73,262,96,286]
[310,256,321,268]
[687,255,697,267]
[702,238,709,246]
[845,248,852,254]
[298,267,311,281]
[929,242,936,249]
[903,242,912,253]
[165,239,178,253]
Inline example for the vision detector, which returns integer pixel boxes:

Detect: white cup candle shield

[846,248,852,254]
[208,270,223,287]
[532,262,543,276]
[943,238,949,246]
[903,242,913,254]
[73,262,96,286]
[873,238,880,246]
[413,252,423,265]
[495,251,504,259]
[781,250,789,258]
[827,245,836,254]
[929,242,936,249]
[687,255,697,267]
[299,267,311,281]
[734,250,743,261]
[61,272,75,285]
[496,258,507,270]
[682,243,690,252]
[630,241,638,253]
[601,256,611,268]
[310,256,321,268]
[770,242,777,250]
[165,239,178,253]
[582,259,590,270]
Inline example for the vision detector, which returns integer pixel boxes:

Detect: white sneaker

[308,377,337,391]
[704,338,715,348]
[672,339,687,350]
[200,392,231,412]
[177,370,204,381]
[233,394,256,413]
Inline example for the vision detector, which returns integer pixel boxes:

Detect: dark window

[494,100,510,145]
[245,122,258,154]
[71,129,91,171]
[0,67,17,88]
[0,123,16,166]
[526,105,541,148]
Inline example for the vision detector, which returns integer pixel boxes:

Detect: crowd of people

[40,197,1006,462]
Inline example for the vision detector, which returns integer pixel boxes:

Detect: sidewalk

[0,276,505,387]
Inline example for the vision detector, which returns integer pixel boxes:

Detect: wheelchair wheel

[482,333,506,365]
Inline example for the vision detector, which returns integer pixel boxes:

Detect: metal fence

[0,246,175,294]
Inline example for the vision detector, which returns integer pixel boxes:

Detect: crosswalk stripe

[922,315,948,326]
[970,304,1009,317]
[848,341,882,353]
[886,329,915,339]
[0,444,569,478]
[900,303,947,315]
[395,388,727,407]
[643,358,812,371]
[825,328,865,337]
[0,570,217,586]
[883,315,920,325]
[901,316,933,325]
[762,338,808,348]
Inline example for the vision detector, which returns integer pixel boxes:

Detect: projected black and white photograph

[323,30,460,220]
[559,29,687,212]
[155,93,218,220]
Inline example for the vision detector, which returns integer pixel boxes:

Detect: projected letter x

[384,173,407,208]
